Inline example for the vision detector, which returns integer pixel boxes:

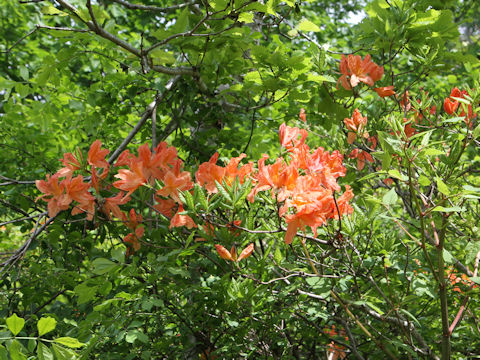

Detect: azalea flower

[338,54,383,90]
[348,149,374,171]
[344,109,369,144]
[169,205,197,229]
[299,108,306,123]
[279,123,308,151]
[36,174,71,217]
[214,243,254,262]
[88,140,110,169]
[374,86,395,98]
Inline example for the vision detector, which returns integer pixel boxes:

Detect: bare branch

[109,0,196,12]
[108,76,180,164]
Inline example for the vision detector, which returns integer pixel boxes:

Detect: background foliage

[1,0,480,358]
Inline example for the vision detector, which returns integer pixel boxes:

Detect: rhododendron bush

[1,0,480,359]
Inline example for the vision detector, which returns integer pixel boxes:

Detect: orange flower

[195,153,226,194]
[374,86,395,97]
[36,174,72,217]
[156,161,193,203]
[224,153,253,185]
[348,149,373,171]
[344,109,369,144]
[215,244,234,261]
[443,87,476,126]
[101,192,129,220]
[153,197,176,218]
[238,243,254,261]
[299,108,306,123]
[338,54,383,90]
[88,140,110,169]
[214,243,254,262]
[113,160,147,198]
[57,152,81,179]
[65,175,94,204]
[169,205,197,229]
[279,123,308,150]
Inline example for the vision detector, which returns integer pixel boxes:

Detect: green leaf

[418,175,431,186]
[37,343,54,360]
[298,19,321,32]
[469,277,480,285]
[436,177,450,196]
[238,13,254,23]
[53,337,85,349]
[92,258,117,275]
[150,50,176,66]
[388,169,407,181]
[382,188,397,205]
[51,344,77,360]
[0,345,7,360]
[6,314,25,336]
[431,206,464,212]
[443,249,454,264]
[8,340,26,360]
[37,317,57,336]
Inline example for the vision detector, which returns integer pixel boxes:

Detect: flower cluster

[248,123,353,244]
[36,121,353,257]
[338,54,384,90]
[443,87,477,127]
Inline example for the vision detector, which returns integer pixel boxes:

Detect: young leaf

[37,317,57,336]
[53,337,85,349]
[6,314,25,336]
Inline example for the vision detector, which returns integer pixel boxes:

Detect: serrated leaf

[37,317,57,336]
[53,337,84,349]
[298,19,321,32]
[6,314,25,336]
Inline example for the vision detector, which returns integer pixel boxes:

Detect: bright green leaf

[6,314,25,336]
[37,317,57,337]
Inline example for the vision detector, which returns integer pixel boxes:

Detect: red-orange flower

[279,123,308,150]
[88,140,110,169]
[348,149,374,171]
[374,86,395,98]
[299,108,306,123]
[195,153,226,194]
[169,205,197,229]
[338,54,383,90]
[101,192,129,220]
[57,152,81,179]
[156,161,193,202]
[344,109,369,144]
[36,174,71,217]
[214,243,254,262]
[113,160,147,198]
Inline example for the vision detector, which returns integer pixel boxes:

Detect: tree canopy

[1,0,480,359]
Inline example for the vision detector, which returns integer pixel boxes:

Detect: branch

[109,0,196,12]
[108,76,180,164]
